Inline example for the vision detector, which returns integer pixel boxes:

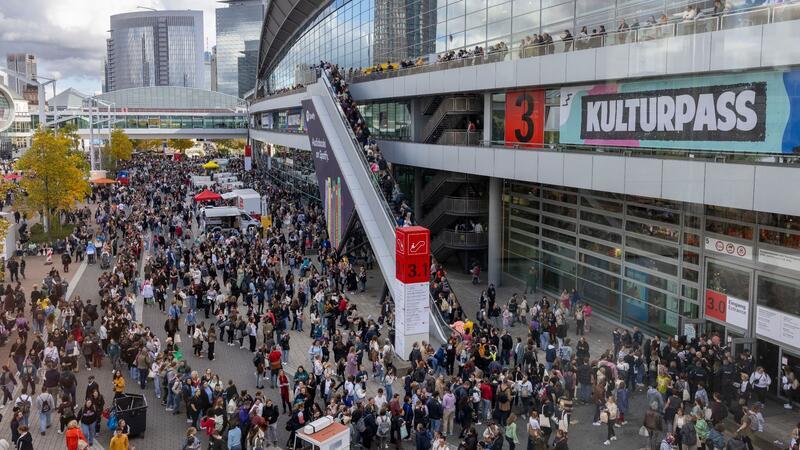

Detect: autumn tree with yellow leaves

[16,129,90,238]
[105,129,134,167]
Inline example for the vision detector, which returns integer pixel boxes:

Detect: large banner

[505,90,545,148]
[559,70,800,153]
[302,100,355,250]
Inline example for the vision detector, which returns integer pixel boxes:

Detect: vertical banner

[395,226,430,358]
[244,144,252,171]
[504,90,545,148]
[302,100,355,251]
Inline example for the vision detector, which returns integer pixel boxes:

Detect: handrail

[347,0,800,85]
[428,292,450,343]
[317,72,398,230]
[421,97,483,144]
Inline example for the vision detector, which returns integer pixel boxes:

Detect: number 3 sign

[505,90,545,148]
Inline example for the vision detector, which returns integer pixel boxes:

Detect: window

[706,261,750,301]
[757,274,800,317]
[706,219,753,240]
[579,224,621,244]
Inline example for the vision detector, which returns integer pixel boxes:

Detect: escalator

[304,72,448,344]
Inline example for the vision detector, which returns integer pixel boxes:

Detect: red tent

[194,189,221,202]
[3,173,22,181]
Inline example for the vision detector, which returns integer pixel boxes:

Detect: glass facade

[266,0,722,90]
[501,180,800,338]
[257,108,306,133]
[95,86,244,110]
[358,101,411,140]
[216,1,265,97]
[106,11,204,92]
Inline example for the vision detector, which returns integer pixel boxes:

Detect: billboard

[559,70,800,153]
[302,100,355,250]
[505,90,545,148]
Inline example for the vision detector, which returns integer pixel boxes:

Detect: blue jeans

[39,411,51,433]
[430,419,441,433]
[81,423,97,445]
[482,399,491,420]
[384,383,393,401]
[139,368,148,389]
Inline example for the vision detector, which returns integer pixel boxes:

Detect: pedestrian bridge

[41,86,249,139]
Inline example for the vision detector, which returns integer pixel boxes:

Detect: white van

[201,207,261,234]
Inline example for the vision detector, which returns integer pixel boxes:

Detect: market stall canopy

[194,189,222,202]
[201,161,220,170]
[2,173,22,181]
[220,192,237,200]
[89,177,117,184]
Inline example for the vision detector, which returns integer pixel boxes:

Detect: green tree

[16,129,90,238]
[105,129,134,166]
[168,139,194,154]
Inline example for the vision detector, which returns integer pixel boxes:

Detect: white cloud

[0,0,221,94]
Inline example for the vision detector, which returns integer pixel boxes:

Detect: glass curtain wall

[267,0,718,90]
[503,180,800,337]
[502,180,702,337]
[358,101,411,140]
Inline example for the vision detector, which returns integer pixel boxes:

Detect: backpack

[171,379,183,395]
[18,396,31,416]
[41,397,51,413]
[681,422,697,446]
[214,414,224,432]
[377,416,391,436]
[748,413,759,432]
[356,416,367,433]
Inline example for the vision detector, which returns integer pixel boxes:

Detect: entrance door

[757,339,781,395]
[781,351,800,405]
[729,337,754,359]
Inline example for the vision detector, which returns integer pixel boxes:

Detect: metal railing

[420,172,479,202]
[423,196,489,230]
[421,96,483,143]
[432,230,489,250]
[437,131,483,146]
[349,1,800,84]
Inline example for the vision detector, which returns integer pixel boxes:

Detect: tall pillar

[483,93,492,143]
[488,176,502,286]
[414,167,423,220]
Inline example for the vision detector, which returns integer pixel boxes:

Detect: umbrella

[2,173,22,181]
[194,189,222,202]
[201,161,219,170]
[89,177,117,184]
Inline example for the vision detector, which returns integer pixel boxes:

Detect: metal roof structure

[257,0,328,80]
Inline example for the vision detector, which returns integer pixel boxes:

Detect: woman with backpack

[376,408,392,448]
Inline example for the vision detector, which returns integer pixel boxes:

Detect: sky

[0,0,220,98]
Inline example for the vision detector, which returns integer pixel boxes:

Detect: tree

[133,139,163,152]
[215,139,246,156]
[168,139,194,153]
[16,129,90,238]
[105,129,133,166]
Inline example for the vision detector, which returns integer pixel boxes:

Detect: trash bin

[112,393,147,437]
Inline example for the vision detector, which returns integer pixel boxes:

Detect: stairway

[420,196,489,233]
[307,73,448,344]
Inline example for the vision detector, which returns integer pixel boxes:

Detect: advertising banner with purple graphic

[302,99,355,250]
[559,70,800,153]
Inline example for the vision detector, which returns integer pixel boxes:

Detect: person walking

[77,399,99,447]
[643,401,665,450]
[505,413,519,450]
[35,390,55,435]
[64,420,88,450]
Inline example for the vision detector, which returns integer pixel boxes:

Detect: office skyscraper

[105,10,204,92]
[216,0,264,97]
[5,53,39,104]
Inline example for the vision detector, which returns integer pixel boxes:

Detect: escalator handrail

[429,292,451,343]
[318,72,398,231]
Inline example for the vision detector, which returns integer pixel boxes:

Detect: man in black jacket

[426,392,443,434]
[263,399,279,446]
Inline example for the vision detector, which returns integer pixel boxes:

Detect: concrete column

[414,166,423,220]
[483,92,492,143]
[488,176,502,286]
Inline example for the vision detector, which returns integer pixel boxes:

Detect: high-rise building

[105,10,204,92]
[5,53,39,105]
[203,51,213,91]
[215,0,264,97]
[237,40,259,99]
[210,46,218,92]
